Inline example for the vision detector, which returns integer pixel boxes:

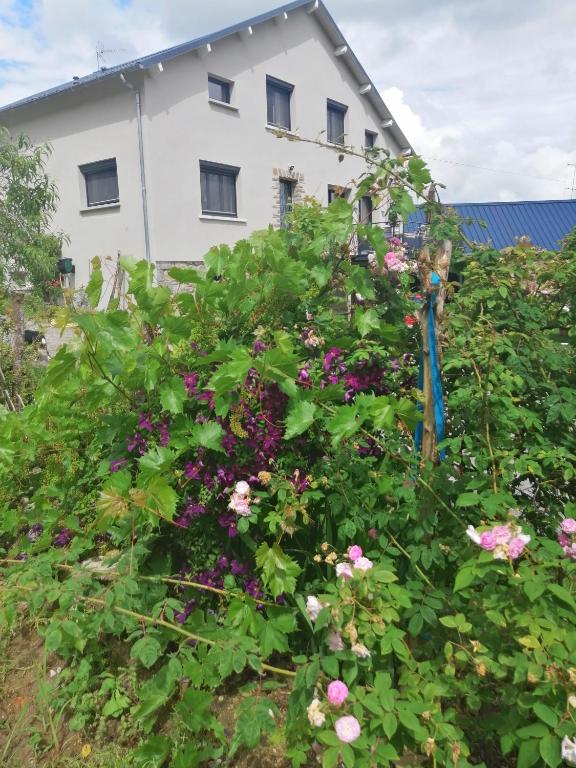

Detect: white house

[0,0,412,291]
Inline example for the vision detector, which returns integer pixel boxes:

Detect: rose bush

[0,153,575,767]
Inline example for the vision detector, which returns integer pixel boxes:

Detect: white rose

[235,480,250,496]
[562,736,576,767]
[307,698,326,728]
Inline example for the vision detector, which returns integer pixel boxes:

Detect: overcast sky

[1,0,575,203]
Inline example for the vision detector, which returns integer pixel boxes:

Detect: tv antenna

[568,163,576,200]
[96,41,126,70]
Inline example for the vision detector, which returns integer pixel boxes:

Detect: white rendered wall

[0,9,402,290]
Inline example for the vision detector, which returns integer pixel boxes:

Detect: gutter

[120,74,152,266]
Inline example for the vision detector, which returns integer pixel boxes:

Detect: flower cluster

[125,411,171,458]
[306,681,361,744]
[335,545,373,579]
[301,328,324,348]
[175,555,265,624]
[558,518,576,561]
[466,522,530,560]
[228,480,252,518]
[27,522,43,542]
[52,528,73,548]
[174,500,207,529]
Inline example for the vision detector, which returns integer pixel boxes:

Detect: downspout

[120,73,152,266]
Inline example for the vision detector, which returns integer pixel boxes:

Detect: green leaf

[140,476,178,521]
[132,735,171,767]
[284,401,317,440]
[326,405,362,447]
[456,492,480,507]
[533,703,558,728]
[321,655,340,679]
[355,308,381,337]
[547,583,576,610]
[517,723,549,739]
[539,733,562,767]
[159,376,187,415]
[86,256,103,308]
[524,580,546,602]
[382,712,397,739]
[454,567,476,592]
[340,743,355,768]
[255,542,302,598]
[45,626,63,653]
[259,623,290,659]
[398,709,422,734]
[192,420,226,453]
[168,266,204,284]
[322,747,340,768]
[102,690,131,718]
[131,636,162,669]
[517,738,541,768]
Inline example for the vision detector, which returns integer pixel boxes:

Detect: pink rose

[334,715,361,743]
[327,680,349,707]
[508,536,528,560]
[492,525,512,545]
[353,557,373,572]
[561,518,576,534]
[347,545,363,562]
[228,492,251,517]
[336,562,353,580]
[479,531,497,551]
[558,532,571,548]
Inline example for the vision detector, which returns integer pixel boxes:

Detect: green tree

[0,127,64,290]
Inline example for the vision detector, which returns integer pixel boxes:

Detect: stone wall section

[271,167,306,228]
[156,260,206,292]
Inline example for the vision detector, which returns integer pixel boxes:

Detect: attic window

[208,75,231,104]
[80,158,119,207]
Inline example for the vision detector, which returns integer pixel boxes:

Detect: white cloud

[0,0,575,201]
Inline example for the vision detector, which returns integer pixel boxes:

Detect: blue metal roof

[407,199,576,251]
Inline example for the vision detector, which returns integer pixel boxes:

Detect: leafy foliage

[0,128,64,290]
[0,149,575,768]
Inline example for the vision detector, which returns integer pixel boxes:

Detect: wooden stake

[417,239,452,463]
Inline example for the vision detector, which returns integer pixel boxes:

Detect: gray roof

[0,0,411,151]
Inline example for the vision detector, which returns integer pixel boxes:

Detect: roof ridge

[0,0,313,113]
